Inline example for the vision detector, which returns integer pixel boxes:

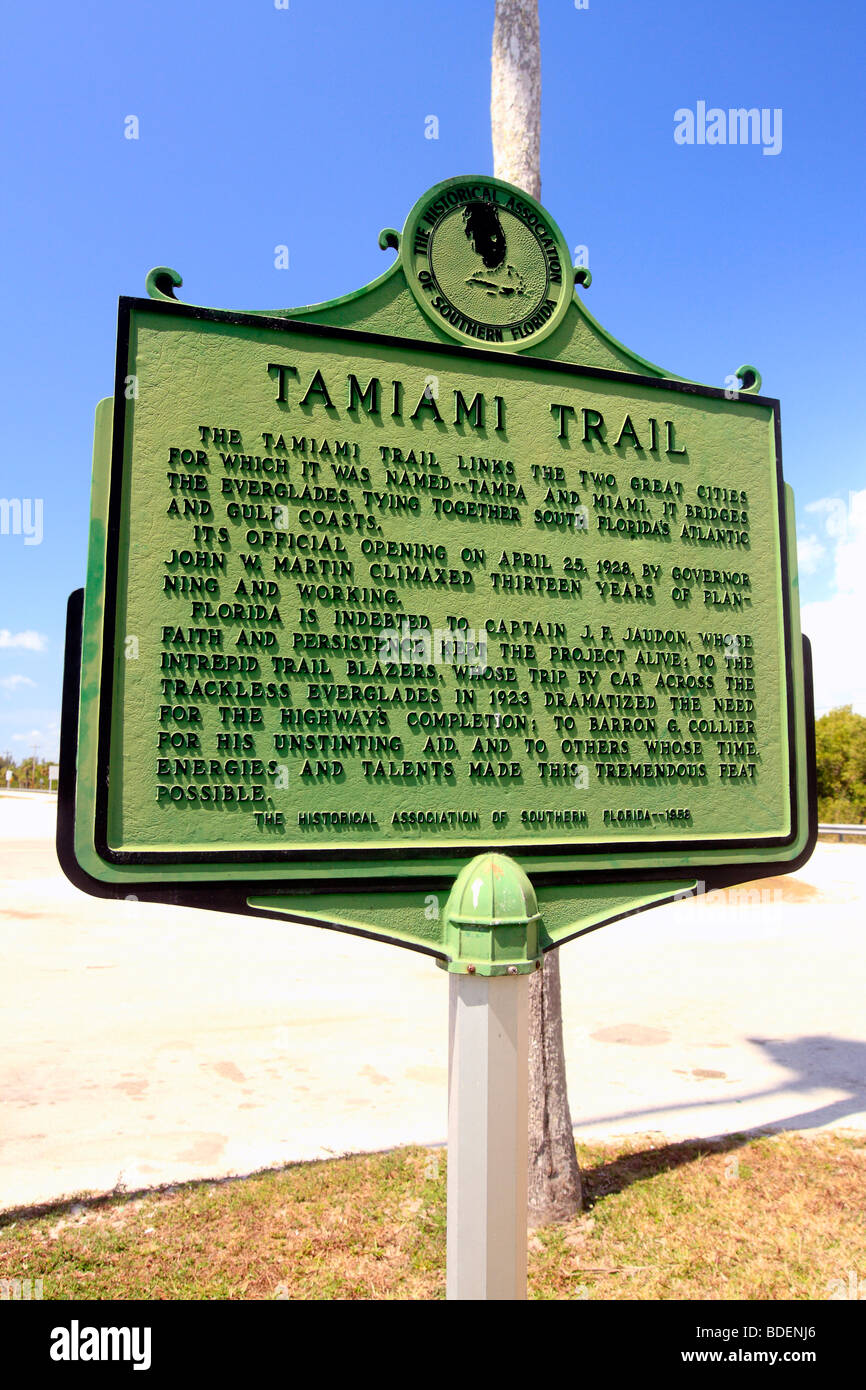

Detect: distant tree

[815,706,866,824]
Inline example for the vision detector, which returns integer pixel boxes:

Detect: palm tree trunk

[491,0,583,1226]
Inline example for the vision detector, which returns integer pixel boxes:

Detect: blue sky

[1,0,864,759]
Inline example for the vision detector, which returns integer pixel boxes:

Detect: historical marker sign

[60,177,815,957]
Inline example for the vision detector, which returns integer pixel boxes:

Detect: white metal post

[446,970,529,1300]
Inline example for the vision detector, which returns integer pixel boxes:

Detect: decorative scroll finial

[735,363,762,393]
[146,267,184,302]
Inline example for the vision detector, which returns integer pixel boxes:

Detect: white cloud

[796,534,825,575]
[0,675,36,692]
[800,488,866,716]
[0,629,47,651]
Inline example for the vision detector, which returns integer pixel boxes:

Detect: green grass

[1,1131,864,1300]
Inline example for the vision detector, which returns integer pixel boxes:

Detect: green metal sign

[59,176,816,971]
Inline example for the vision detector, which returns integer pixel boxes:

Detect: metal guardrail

[818,823,866,842]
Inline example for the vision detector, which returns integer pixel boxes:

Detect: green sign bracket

[248,855,696,976]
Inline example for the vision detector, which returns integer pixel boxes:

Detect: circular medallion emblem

[401,176,574,352]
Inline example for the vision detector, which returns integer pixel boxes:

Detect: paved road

[1,792,864,1210]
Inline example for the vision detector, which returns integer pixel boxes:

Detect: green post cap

[442,853,542,976]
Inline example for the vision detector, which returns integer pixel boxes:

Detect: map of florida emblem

[402,176,574,350]
[462,201,528,300]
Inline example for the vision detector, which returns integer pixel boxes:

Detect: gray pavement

[1,791,865,1210]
